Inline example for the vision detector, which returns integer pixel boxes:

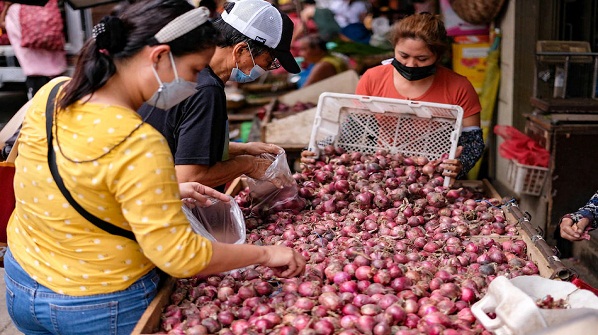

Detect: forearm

[456,127,484,179]
[176,157,251,187]
[199,242,268,275]
[569,191,598,229]
[228,142,247,157]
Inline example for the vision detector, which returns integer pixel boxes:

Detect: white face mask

[147,52,197,110]
[229,45,266,83]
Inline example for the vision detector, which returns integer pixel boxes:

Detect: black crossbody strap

[45,82,137,241]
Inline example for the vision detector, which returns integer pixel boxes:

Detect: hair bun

[93,16,127,55]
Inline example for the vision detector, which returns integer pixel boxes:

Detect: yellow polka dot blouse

[8,79,213,296]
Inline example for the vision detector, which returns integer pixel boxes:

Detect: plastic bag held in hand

[246,151,306,216]
[183,195,246,244]
[471,275,598,335]
[494,125,549,167]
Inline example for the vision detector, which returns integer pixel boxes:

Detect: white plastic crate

[507,160,549,196]
[307,93,464,187]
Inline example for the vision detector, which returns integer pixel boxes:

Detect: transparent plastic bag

[471,275,598,335]
[182,195,246,244]
[245,151,306,216]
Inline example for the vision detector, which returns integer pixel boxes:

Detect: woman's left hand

[180,182,230,208]
[439,158,463,179]
[439,146,463,184]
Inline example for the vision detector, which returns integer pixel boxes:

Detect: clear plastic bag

[182,195,246,244]
[471,275,598,335]
[245,151,306,216]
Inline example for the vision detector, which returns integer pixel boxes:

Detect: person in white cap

[139,0,301,191]
[4,1,305,334]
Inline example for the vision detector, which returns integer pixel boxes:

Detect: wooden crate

[131,276,177,335]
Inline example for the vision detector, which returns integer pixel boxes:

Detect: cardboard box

[260,70,360,149]
[452,41,490,93]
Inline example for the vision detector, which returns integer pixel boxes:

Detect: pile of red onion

[156,147,538,335]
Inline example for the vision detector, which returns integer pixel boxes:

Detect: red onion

[355,266,373,281]
[254,281,274,296]
[339,280,358,294]
[294,297,315,311]
[314,319,335,335]
[356,315,376,334]
[230,320,250,335]
[353,293,372,307]
[277,326,299,335]
[290,314,311,330]
[319,292,342,311]
[298,281,322,297]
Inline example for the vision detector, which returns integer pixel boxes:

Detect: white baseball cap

[221,0,301,74]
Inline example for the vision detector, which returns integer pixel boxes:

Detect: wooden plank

[482,179,502,199]
[503,207,573,280]
[466,234,522,243]
[519,229,555,279]
[225,176,248,196]
[453,179,501,199]
[131,276,177,335]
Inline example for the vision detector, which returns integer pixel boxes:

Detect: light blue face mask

[229,45,267,83]
[147,52,198,110]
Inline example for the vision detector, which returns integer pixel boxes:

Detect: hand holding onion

[560,216,591,241]
[438,146,463,186]
[260,245,306,278]
[300,150,317,164]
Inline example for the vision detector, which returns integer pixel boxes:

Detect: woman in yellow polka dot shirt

[4,1,305,334]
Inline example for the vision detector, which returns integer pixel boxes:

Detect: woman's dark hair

[59,0,220,110]
[389,12,448,60]
[212,2,271,57]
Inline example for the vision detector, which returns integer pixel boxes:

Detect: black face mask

[391,58,436,81]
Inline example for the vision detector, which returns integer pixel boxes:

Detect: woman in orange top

[302,13,483,180]
[355,12,483,179]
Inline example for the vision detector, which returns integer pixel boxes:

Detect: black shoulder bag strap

[45,82,137,241]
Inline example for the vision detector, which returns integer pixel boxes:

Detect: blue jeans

[4,248,160,335]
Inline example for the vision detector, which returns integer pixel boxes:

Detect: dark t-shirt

[138,67,229,167]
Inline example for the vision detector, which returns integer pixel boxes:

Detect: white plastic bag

[471,275,598,335]
[245,151,306,216]
[182,195,246,244]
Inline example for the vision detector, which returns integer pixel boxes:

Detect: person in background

[0,1,67,100]
[559,191,598,241]
[294,0,342,42]
[354,12,483,180]
[4,2,305,334]
[296,33,347,88]
[301,13,483,181]
[0,0,68,159]
[138,0,301,190]
[329,0,372,44]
